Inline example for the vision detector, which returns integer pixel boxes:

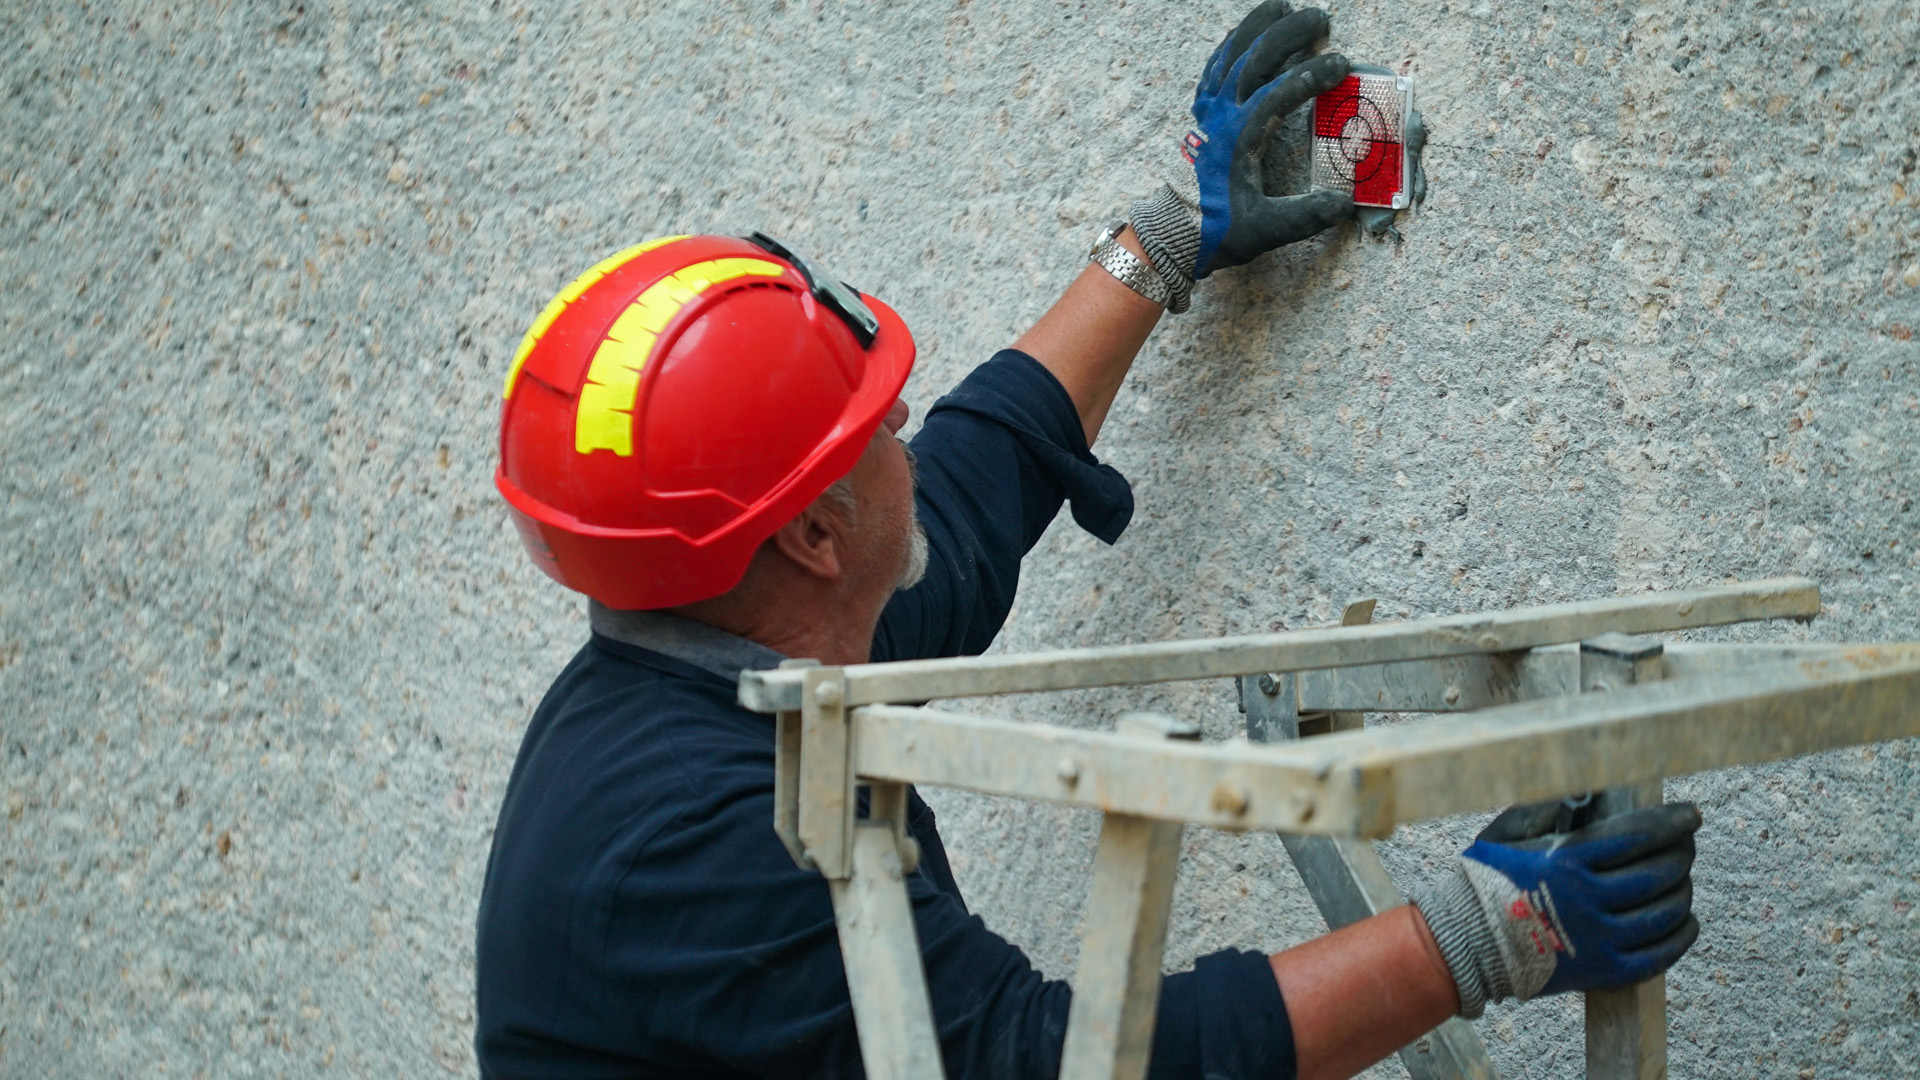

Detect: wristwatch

[1088,218,1171,308]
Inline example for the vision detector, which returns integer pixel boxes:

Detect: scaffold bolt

[1211,783,1250,817]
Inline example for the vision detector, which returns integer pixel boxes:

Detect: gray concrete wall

[3,0,1916,1076]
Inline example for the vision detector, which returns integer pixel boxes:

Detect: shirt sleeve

[872,349,1135,664]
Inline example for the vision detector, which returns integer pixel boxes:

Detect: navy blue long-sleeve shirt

[475,351,1296,1079]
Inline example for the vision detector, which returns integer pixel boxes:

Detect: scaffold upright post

[803,668,946,1080]
[1580,633,1670,1080]
[1058,714,1193,1080]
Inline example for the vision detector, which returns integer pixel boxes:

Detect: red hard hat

[495,233,916,609]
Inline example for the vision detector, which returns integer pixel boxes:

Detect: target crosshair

[1330,94,1393,186]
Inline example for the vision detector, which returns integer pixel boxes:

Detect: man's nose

[882,398,910,436]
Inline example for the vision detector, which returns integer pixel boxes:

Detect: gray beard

[892,445,929,591]
[895,508,930,591]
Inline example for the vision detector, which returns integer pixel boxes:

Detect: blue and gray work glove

[1130,1,1357,312]
[1411,801,1704,1018]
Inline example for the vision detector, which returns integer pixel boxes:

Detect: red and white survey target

[1311,73,1414,210]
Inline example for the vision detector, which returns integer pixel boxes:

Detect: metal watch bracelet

[1088,218,1171,308]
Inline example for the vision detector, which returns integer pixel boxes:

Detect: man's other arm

[1269,907,1459,1080]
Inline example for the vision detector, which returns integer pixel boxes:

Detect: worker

[476,4,1702,1078]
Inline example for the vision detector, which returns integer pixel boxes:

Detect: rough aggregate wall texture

[2,0,1917,1076]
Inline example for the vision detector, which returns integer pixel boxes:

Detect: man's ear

[766,503,844,582]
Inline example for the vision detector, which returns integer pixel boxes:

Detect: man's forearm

[1269,905,1459,1080]
[1011,226,1164,448]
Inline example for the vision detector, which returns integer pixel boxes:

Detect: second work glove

[1130,1,1357,312]
[1411,801,1704,1018]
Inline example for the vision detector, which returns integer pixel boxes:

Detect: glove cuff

[1128,182,1201,314]
[1412,861,1499,1018]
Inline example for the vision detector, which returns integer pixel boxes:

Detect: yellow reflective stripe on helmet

[608,290,680,341]
[584,334,653,391]
[502,235,692,400]
[574,382,636,456]
[573,257,785,456]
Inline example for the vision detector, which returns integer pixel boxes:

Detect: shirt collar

[588,602,788,686]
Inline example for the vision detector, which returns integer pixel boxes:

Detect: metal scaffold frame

[736,577,1920,1080]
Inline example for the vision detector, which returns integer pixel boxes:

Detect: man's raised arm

[874,2,1354,660]
[1017,0,1355,446]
